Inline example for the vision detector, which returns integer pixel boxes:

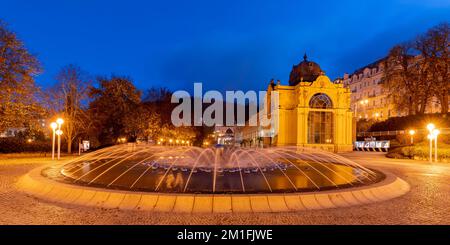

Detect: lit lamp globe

[50,122,57,130]
[432,129,440,138]
[427,123,435,132]
[56,118,64,125]
[409,129,415,136]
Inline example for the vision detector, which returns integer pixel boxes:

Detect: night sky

[2,0,449,94]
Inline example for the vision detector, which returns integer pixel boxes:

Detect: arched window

[309,93,333,109]
[308,93,333,144]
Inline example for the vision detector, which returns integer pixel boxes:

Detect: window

[308,93,334,144]
[309,93,333,109]
[308,111,334,144]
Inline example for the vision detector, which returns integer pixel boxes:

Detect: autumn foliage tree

[88,76,142,145]
[123,103,161,142]
[0,20,44,132]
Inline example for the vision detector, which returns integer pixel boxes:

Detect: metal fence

[357,128,450,137]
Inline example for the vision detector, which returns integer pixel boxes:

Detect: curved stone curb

[16,165,410,213]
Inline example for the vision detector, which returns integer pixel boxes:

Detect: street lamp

[432,129,440,162]
[56,129,63,160]
[355,99,369,120]
[50,122,57,160]
[56,118,64,160]
[374,112,380,121]
[408,129,415,145]
[427,123,435,132]
[426,123,435,163]
[427,134,433,163]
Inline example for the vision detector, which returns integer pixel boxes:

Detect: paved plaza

[0,152,449,224]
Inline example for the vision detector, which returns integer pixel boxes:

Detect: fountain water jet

[44,143,385,194]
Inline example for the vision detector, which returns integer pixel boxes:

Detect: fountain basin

[15,145,410,212]
[16,164,410,212]
[47,145,384,194]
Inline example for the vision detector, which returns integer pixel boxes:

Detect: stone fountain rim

[16,164,410,213]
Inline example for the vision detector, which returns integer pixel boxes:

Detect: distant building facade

[0,119,48,138]
[0,127,26,138]
[213,126,236,145]
[337,57,448,122]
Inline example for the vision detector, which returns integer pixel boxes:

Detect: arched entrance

[308,93,334,144]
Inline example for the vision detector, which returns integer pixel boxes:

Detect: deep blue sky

[2,0,449,93]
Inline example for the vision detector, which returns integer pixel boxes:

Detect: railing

[357,128,450,137]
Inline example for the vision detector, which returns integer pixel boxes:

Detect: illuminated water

[44,144,383,193]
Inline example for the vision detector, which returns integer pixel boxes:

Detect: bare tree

[383,23,450,116]
[382,43,423,115]
[48,65,91,153]
[417,23,449,115]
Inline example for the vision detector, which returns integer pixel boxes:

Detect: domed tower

[288,53,323,86]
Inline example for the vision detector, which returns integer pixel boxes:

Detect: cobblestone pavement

[0,152,449,224]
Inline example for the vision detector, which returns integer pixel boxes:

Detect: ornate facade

[238,56,354,152]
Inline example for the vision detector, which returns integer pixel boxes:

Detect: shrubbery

[369,113,449,132]
[0,138,56,153]
[387,142,450,162]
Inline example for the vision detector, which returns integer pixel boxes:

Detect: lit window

[309,93,333,109]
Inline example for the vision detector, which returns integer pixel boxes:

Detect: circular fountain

[17,144,410,212]
[49,144,382,193]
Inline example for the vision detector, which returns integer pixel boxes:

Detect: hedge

[0,138,57,153]
[387,142,450,162]
[369,113,450,132]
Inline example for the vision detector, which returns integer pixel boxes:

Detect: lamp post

[56,129,63,160]
[427,134,433,163]
[50,122,57,160]
[427,123,435,163]
[432,129,440,162]
[408,129,415,145]
[56,118,64,160]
